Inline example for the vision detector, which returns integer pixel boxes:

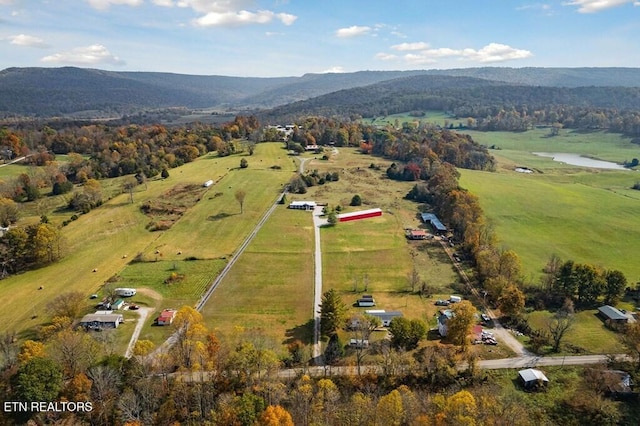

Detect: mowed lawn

[201,207,315,347]
[526,309,625,354]
[0,142,295,341]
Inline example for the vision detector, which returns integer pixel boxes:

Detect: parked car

[435,299,451,306]
[89,294,98,299]
[481,314,491,323]
[129,304,139,310]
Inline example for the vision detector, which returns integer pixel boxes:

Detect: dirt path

[124,307,153,358]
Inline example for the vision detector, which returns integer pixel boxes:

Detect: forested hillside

[2,66,640,119]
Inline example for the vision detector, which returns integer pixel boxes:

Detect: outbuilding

[338,208,382,222]
[407,229,427,240]
[420,213,448,234]
[157,309,177,326]
[357,295,376,307]
[598,305,628,324]
[518,368,549,390]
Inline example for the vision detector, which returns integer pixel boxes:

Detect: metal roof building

[598,305,628,323]
[420,213,447,233]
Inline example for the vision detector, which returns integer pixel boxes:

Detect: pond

[532,152,628,170]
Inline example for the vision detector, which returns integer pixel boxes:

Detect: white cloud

[462,43,533,62]
[0,0,15,4]
[379,42,532,65]
[152,0,174,6]
[562,0,636,12]
[321,66,345,73]
[193,10,296,26]
[9,34,50,48]
[85,0,142,10]
[335,25,372,38]
[391,42,430,51]
[375,52,397,61]
[41,44,125,66]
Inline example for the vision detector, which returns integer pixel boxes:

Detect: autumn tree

[235,189,247,214]
[621,321,640,371]
[28,222,63,265]
[0,197,19,227]
[446,300,477,349]
[46,291,85,319]
[319,289,347,338]
[172,306,207,370]
[259,405,294,426]
[389,317,427,351]
[498,285,526,319]
[375,389,404,426]
[17,340,46,365]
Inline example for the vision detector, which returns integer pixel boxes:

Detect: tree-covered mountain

[1,66,640,118]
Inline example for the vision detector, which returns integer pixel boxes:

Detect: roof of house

[420,213,447,231]
[598,305,627,321]
[338,208,382,220]
[366,310,403,321]
[438,309,454,324]
[159,309,176,320]
[80,314,123,323]
[519,368,549,383]
[410,229,427,236]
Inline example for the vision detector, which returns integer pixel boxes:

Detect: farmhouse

[407,229,427,240]
[598,305,628,324]
[79,313,124,330]
[518,368,549,390]
[288,201,317,210]
[157,309,177,326]
[365,309,402,326]
[420,213,448,234]
[338,208,382,222]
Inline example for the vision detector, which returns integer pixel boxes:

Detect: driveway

[124,307,153,358]
[311,206,328,360]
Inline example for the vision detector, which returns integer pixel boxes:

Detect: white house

[438,310,454,336]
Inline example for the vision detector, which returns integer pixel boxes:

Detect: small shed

[338,208,382,222]
[157,309,177,326]
[112,299,125,310]
[407,229,427,240]
[357,295,376,307]
[519,368,549,390]
[598,305,628,324]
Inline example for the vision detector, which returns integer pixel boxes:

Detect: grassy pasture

[0,143,294,342]
[460,152,640,282]
[201,206,315,348]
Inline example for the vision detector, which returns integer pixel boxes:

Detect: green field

[0,143,294,344]
[459,129,640,283]
[360,111,457,128]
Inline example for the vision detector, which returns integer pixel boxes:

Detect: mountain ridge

[1,66,640,118]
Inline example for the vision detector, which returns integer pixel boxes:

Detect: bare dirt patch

[140,183,207,231]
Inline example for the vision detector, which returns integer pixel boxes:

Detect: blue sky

[1,0,639,77]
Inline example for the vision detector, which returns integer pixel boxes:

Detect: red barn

[337,208,382,222]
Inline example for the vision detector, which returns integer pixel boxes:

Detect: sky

[1,0,639,77]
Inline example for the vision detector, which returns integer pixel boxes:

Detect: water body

[532,152,628,170]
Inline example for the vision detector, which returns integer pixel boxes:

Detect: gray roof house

[79,313,124,330]
[598,305,628,324]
